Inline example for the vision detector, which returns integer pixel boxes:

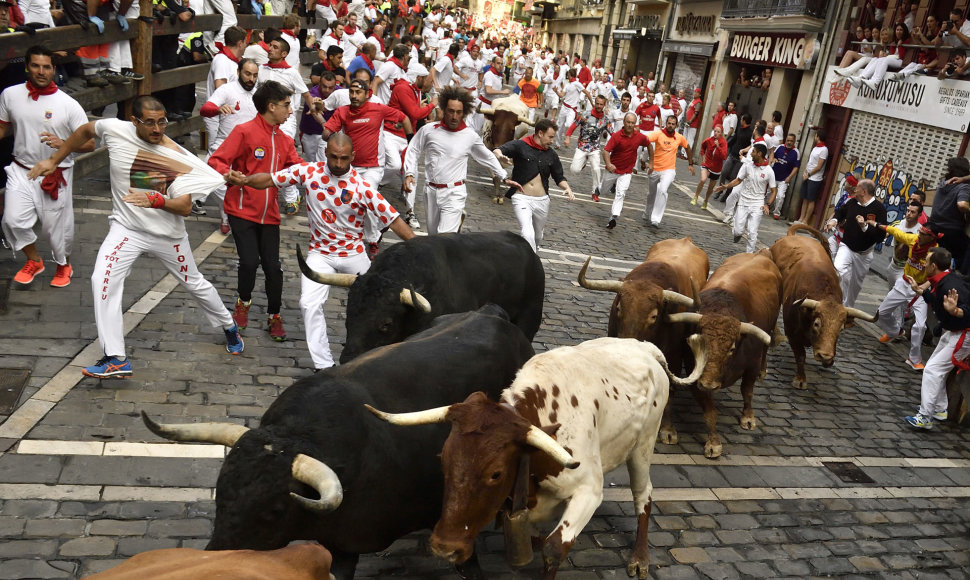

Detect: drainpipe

[657,0,678,81]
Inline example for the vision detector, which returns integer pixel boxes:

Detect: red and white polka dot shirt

[273,162,399,257]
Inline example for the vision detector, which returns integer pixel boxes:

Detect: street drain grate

[0,368,31,414]
[0,278,9,313]
[823,461,875,484]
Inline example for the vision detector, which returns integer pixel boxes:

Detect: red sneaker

[268,314,286,342]
[14,259,44,285]
[220,221,231,235]
[233,298,251,330]
[50,264,73,287]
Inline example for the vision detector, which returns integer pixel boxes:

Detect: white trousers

[279,124,300,204]
[733,204,764,253]
[685,127,697,149]
[354,166,385,243]
[834,244,874,308]
[511,193,549,252]
[300,250,371,369]
[107,0,138,71]
[554,106,576,147]
[381,133,408,190]
[425,184,467,234]
[859,54,903,84]
[839,56,871,75]
[638,129,653,163]
[301,133,325,163]
[877,276,929,363]
[197,0,237,47]
[773,180,789,216]
[888,263,904,290]
[3,163,74,264]
[601,171,632,217]
[920,328,970,416]
[93,222,233,358]
[724,187,739,219]
[313,5,338,41]
[644,168,676,225]
[544,91,559,113]
[570,149,602,192]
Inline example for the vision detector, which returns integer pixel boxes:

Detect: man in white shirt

[341,14,367,69]
[456,43,483,130]
[722,101,738,140]
[553,69,592,149]
[1,46,91,288]
[30,96,243,378]
[423,22,440,62]
[404,86,514,234]
[430,43,460,96]
[611,92,634,133]
[204,26,248,196]
[796,130,829,225]
[318,20,344,60]
[372,44,410,104]
[714,143,776,253]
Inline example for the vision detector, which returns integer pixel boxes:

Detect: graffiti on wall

[829,151,936,225]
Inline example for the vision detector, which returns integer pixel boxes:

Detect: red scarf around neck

[439,120,468,132]
[345,25,357,35]
[360,53,374,69]
[590,109,604,119]
[26,80,57,101]
[281,29,296,37]
[389,56,405,70]
[265,60,291,69]
[489,65,500,76]
[523,135,547,150]
[928,269,951,292]
[258,41,270,52]
[815,141,826,148]
[219,45,240,63]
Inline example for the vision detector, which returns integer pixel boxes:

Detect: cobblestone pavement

[0,130,969,580]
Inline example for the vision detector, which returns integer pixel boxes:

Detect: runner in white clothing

[404,86,515,234]
[1,46,92,288]
[29,96,243,379]
[371,44,410,104]
[714,142,776,253]
[553,69,592,149]
[204,27,247,171]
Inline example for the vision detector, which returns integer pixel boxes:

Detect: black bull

[298,231,545,363]
[142,305,536,580]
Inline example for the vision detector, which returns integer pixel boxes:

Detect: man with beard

[404,85,513,235]
[300,71,339,164]
[200,58,260,234]
[1,45,92,288]
[600,112,650,229]
[564,95,612,201]
[643,115,695,227]
[30,96,243,378]
[209,81,305,342]
[227,134,415,371]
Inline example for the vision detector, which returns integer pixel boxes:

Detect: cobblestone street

[0,139,969,580]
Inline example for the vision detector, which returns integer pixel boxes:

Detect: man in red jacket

[208,81,308,342]
[691,125,728,209]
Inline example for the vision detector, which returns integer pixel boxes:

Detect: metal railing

[722,0,827,19]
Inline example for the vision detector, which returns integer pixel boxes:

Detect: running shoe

[879,330,904,343]
[606,217,616,230]
[191,200,207,215]
[701,202,708,210]
[121,68,145,81]
[268,314,286,342]
[905,358,925,371]
[284,201,300,215]
[82,355,132,379]
[13,259,44,285]
[690,198,697,206]
[225,324,245,355]
[917,406,947,421]
[233,298,251,330]
[50,264,73,288]
[904,413,934,429]
[404,211,421,229]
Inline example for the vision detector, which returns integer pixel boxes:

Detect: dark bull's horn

[365,403,451,425]
[739,322,772,346]
[653,334,708,386]
[399,287,432,313]
[577,256,623,292]
[845,306,877,322]
[296,245,358,287]
[662,290,694,309]
[141,411,249,447]
[290,454,344,512]
[524,425,580,469]
[666,312,703,326]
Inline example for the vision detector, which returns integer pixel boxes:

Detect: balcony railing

[722,0,827,19]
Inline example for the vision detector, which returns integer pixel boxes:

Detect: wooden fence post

[125,0,156,118]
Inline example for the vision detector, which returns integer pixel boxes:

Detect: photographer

[938,50,970,79]
[943,8,970,49]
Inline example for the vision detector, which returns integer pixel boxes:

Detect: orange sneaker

[878,330,903,343]
[13,259,44,285]
[50,264,73,287]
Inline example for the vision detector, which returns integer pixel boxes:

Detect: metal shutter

[670,53,707,93]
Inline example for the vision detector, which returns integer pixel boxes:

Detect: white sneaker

[847,76,863,88]
[722,215,733,224]
[886,72,901,82]
[863,78,880,91]
[834,67,851,77]
[405,211,421,229]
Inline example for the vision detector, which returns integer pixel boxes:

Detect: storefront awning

[613,28,663,41]
[663,40,716,56]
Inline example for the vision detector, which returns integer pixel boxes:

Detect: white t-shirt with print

[736,161,777,206]
[0,84,87,166]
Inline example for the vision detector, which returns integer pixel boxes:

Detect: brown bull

[83,544,333,580]
[667,252,782,458]
[578,237,709,444]
[770,224,877,389]
[482,97,534,203]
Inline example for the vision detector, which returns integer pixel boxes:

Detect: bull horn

[290,453,343,512]
[845,306,877,322]
[141,411,248,447]
[739,322,772,346]
[364,403,450,425]
[296,245,357,287]
[480,107,495,116]
[797,298,820,310]
[662,290,694,309]
[577,256,623,292]
[667,312,703,326]
[654,333,707,386]
[399,287,432,313]
[524,425,579,469]
[689,277,702,311]
[517,115,535,126]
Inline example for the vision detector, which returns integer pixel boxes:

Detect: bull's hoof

[704,440,723,459]
[740,414,757,430]
[792,376,808,390]
[658,427,678,445]
[626,557,650,578]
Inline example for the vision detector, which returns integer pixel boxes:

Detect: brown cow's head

[668,313,771,390]
[796,298,846,367]
[363,392,579,565]
[490,110,521,149]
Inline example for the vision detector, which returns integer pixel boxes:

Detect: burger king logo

[828,78,850,107]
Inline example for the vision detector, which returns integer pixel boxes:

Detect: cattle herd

[111,226,876,580]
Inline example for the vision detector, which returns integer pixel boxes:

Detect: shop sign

[821,66,970,132]
[727,32,816,70]
[675,12,716,35]
[628,14,663,31]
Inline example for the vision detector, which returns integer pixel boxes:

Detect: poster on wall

[821,67,970,132]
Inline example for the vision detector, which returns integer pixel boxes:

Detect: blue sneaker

[225,324,244,355]
[82,355,132,379]
[917,407,948,421]
[904,413,934,429]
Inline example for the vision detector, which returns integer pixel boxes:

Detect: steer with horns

[298,230,544,363]
[770,224,877,389]
[480,96,536,203]
[577,237,709,444]
[367,336,708,579]
[665,251,783,459]
[141,305,535,580]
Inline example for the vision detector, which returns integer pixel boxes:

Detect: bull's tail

[786,223,832,261]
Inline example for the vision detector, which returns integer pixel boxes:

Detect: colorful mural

[827,152,936,225]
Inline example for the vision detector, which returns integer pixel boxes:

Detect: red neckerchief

[590,109,604,119]
[928,269,950,292]
[436,121,468,132]
[265,60,291,69]
[219,45,240,63]
[754,136,765,143]
[328,33,341,42]
[389,56,405,71]
[663,128,676,137]
[910,240,937,262]
[754,160,770,167]
[258,41,270,53]
[523,135,547,150]
[372,35,385,53]
[26,80,57,101]
[323,60,336,71]
[489,65,500,76]
[815,141,826,148]
[345,25,357,35]
[360,53,374,70]
[553,67,560,79]
[447,54,455,65]
[281,29,296,37]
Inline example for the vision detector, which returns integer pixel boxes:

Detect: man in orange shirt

[644,116,695,226]
[517,66,543,123]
